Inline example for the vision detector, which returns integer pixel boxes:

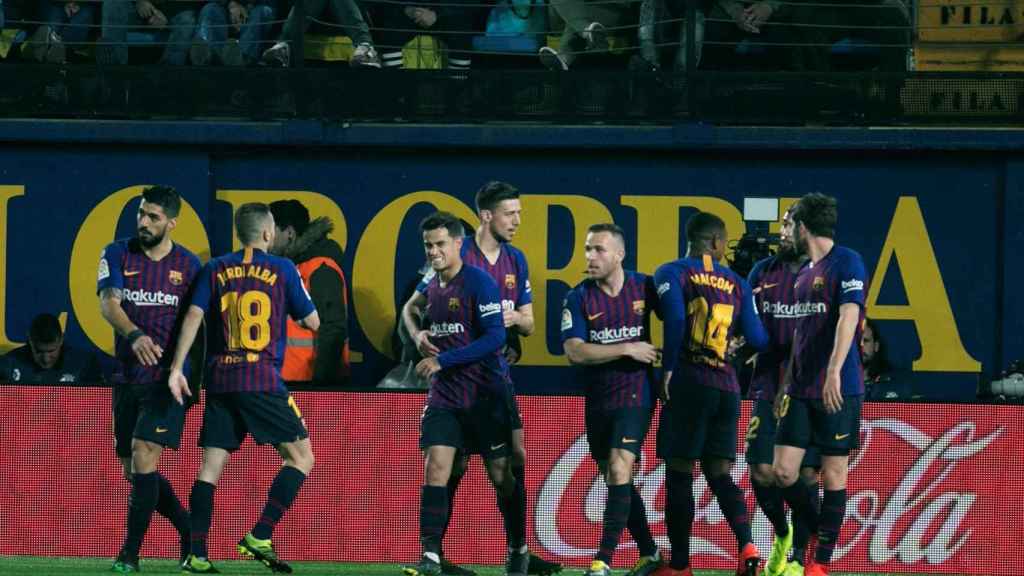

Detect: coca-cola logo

[535,418,1003,568]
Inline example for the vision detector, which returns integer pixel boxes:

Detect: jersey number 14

[687,296,734,360]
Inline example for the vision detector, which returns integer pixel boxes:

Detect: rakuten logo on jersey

[762,300,827,318]
[589,325,643,344]
[124,289,180,307]
[430,322,465,337]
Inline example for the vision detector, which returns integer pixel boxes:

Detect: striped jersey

[560,270,656,411]
[416,264,509,409]
[189,247,315,394]
[746,255,803,400]
[655,254,768,394]
[97,238,201,386]
[789,245,867,399]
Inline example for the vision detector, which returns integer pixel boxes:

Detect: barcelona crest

[813,276,825,291]
[448,298,460,311]
[505,274,516,290]
[632,300,645,315]
[169,270,183,286]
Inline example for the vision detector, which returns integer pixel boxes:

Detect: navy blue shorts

[657,385,739,461]
[509,393,523,431]
[745,399,821,468]
[585,405,653,462]
[112,383,187,458]
[420,394,511,461]
[776,394,862,456]
[198,392,308,452]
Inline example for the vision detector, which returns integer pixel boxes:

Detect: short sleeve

[189,263,215,312]
[96,242,124,294]
[416,269,436,295]
[560,288,586,343]
[515,250,533,307]
[285,262,316,321]
[837,251,868,308]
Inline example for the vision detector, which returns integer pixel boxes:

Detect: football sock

[155,473,190,537]
[792,480,819,565]
[666,467,694,570]
[596,483,631,563]
[511,464,528,549]
[420,485,448,556]
[752,481,789,537]
[708,473,753,549]
[440,464,465,555]
[189,480,216,559]
[628,484,658,558]
[815,489,846,566]
[121,471,159,558]
[252,466,307,540]
[782,481,819,538]
[497,478,527,550]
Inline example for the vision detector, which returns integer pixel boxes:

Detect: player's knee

[293,450,315,474]
[799,467,819,486]
[511,446,527,467]
[819,462,847,490]
[773,464,800,487]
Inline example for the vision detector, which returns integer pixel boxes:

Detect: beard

[138,228,164,248]
[489,222,513,243]
[777,240,797,260]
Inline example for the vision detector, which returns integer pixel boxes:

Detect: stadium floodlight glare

[743,197,779,222]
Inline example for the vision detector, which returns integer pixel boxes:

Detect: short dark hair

[863,317,891,376]
[792,193,837,239]
[29,313,62,344]
[475,181,519,213]
[685,212,726,244]
[235,202,273,245]
[141,186,182,218]
[269,200,310,235]
[587,223,626,248]
[420,211,464,239]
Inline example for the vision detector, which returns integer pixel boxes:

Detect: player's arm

[97,244,163,366]
[283,261,320,331]
[823,254,868,412]
[402,289,439,357]
[654,264,686,395]
[168,305,205,404]
[738,278,770,351]
[507,253,535,335]
[563,338,658,366]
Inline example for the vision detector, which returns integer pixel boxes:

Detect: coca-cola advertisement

[0,387,1016,574]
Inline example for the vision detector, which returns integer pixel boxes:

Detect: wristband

[126,329,145,344]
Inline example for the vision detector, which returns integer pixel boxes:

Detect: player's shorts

[420,394,511,461]
[775,394,862,456]
[585,405,653,462]
[112,382,187,458]
[744,399,821,468]
[198,392,309,452]
[657,384,739,461]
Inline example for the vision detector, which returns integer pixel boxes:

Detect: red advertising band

[0,387,1015,575]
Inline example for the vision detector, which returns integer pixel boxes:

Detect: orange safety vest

[282,256,350,382]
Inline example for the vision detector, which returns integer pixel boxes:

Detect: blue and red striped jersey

[655,254,768,394]
[189,247,315,394]
[460,235,532,311]
[560,270,656,411]
[416,264,509,409]
[789,245,867,399]
[97,238,201,386]
[746,255,802,400]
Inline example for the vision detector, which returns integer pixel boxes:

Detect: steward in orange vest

[270,201,350,385]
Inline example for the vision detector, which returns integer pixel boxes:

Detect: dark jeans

[40,0,99,44]
[280,0,371,46]
[101,0,196,64]
[195,2,275,63]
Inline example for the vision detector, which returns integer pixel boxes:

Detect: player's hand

[823,369,843,414]
[415,357,441,379]
[168,368,192,406]
[660,370,672,402]
[502,309,521,329]
[773,391,787,419]
[414,330,440,357]
[727,336,746,360]
[625,341,659,364]
[131,333,163,366]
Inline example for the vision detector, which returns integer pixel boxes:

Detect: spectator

[190,0,275,65]
[638,0,795,72]
[368,0,481,71]
[98,0,198,65]
[861,317,911,400]
[787,0,910,72]
[540,0,626,70]
[260,0,380,67]
[0,313,102,384]
[269,199,351,385]
[25,0,98,63]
